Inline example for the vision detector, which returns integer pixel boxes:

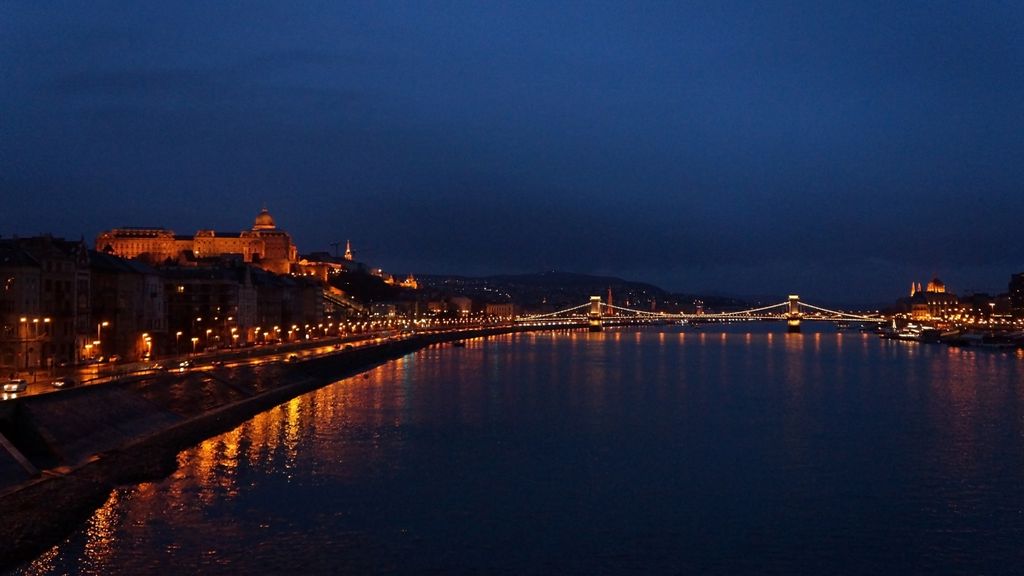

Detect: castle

[96,207,298,275]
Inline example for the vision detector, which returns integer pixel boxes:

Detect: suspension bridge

[515,295,885,332]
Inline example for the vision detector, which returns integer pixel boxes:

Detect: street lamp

[19,317,28,371]
[191,337,199,356]
[176,331,183,355]
[32,318,41,371]
[42,318,51,365]
[96,321,110,358]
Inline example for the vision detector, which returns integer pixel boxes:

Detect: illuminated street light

[95,321,111,358]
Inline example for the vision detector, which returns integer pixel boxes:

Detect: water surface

[17,327,1024,574]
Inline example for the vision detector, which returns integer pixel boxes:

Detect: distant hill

[417,271,750,313]
[328,268,410,303]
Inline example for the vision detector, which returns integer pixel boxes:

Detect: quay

[0,325,530,570]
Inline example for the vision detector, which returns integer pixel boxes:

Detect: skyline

[4,2,1024,303]
[22,206,1024,308]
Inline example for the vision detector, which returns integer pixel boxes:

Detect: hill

[417,271,749,313]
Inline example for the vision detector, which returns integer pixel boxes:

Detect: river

[14,326,1024,574]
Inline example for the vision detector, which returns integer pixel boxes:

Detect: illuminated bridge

[515,295,886,332]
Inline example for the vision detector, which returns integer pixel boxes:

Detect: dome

[253,207,276,230]
[926,277,946,293]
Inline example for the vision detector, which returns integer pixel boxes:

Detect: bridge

[516,295,885,332]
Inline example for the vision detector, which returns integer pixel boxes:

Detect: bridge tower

[787,294,801,333]
[588,296,603,332]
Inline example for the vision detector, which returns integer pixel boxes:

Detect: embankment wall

[0,327,531,569]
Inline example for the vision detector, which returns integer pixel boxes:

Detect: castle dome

[253,207,276,230]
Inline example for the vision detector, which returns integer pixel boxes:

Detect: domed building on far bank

[907,277,959,321]
[96,207,298,274]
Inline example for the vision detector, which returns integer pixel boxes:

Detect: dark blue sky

[3,1,1023,303]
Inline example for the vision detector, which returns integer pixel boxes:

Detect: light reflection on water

[15,326,1024,575]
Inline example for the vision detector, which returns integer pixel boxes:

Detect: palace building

[96,208,298,275]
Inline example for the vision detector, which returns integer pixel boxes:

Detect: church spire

[343,239,354,261]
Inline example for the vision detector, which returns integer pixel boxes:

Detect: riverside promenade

[0,325,533,569]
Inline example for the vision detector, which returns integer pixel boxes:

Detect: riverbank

[0,326,530,570]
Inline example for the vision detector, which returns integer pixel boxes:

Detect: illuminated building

[908,277,959,321]
[485,303,515,317]
[96,207,298,275]
[958,292,997,320]
[926,277,947,293]
[378,270,421,290]
[400,274,419,290]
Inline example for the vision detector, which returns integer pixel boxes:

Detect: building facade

[0,237,90,374]
[163,264,258,352]
[484,303,516,317]
[905,277,959,321]
[96,208,298,275]
[90,251,166,361]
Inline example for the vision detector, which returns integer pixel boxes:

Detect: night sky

[3,2,1023,303]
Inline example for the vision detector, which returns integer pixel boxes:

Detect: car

[3,379,27,393]
[107,354,121,363]
[2,379,28,400]
[51,377,77,388]
[285,354,299,363]
[177,360,191,371]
